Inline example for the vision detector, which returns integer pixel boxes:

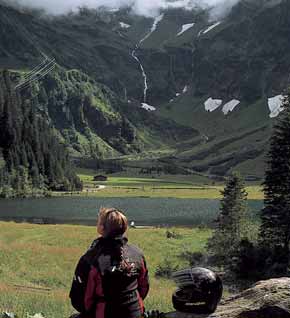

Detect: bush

[166,230,182,239]
[179,250,208,267]
[155,258,179,279]
[0,185,15,199]
[230,239,290,280]
[229,239,260,280]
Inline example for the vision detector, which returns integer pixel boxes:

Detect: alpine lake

[0,197,263,227]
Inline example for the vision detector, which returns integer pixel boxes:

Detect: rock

[164,278,290,318]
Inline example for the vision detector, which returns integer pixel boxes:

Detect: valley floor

[0,222,210,318]
[71,170,264,200]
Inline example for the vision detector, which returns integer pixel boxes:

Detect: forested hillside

[0,71,82,197]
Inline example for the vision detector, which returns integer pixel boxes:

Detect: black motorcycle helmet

[172,267,223,314]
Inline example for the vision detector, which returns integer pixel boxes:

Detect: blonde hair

[98,207,128,237]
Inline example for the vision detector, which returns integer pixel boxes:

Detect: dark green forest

[0,71,82,197]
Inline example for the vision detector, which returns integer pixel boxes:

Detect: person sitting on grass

[70,207,149,318]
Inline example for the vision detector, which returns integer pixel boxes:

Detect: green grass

[70,186,263,200]
[80,175,199,187]
[75,170,264,199]
[0,222,211,317]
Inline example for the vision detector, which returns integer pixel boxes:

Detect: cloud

[12,0,240,17]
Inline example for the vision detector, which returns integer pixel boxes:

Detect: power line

[23,57,49,80]
[20,58,55,83]
[15,59,56,91]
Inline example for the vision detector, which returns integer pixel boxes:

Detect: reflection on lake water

[0,197,263,226]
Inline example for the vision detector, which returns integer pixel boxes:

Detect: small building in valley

[93,175,108,182]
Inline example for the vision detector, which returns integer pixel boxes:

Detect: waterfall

[131,14,164,103]
[131,49,148,102]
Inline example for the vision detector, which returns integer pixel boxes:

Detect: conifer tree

[207,173,248,263]
[259,92,290,256]
[0,70,83,197]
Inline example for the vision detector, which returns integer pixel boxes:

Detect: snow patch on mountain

[141,103,156,111]
[268,95,284,118]
[203,21,221,34]
[119,22,131,29]
[108,8,119,12]
[177,23,195,36]
[204,98,223,112]
[222,99,240,115]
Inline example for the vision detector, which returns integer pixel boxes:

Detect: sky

[12,0,240,17]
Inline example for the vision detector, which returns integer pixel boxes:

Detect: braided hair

[97,207,133,275]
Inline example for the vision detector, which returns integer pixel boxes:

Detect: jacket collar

[99,235,128,245]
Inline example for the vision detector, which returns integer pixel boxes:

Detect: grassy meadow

[0,222,211,317]
[0,170,263,317]
[74,170,264,200]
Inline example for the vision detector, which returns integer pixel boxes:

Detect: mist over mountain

[6,0,240,17]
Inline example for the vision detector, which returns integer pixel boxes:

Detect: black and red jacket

[79,236,149,318]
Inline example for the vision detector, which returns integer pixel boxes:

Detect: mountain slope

[0,70,82,195]
[0,2,195,160]
[148,0,290,178]
[1,0,290,179]
[19,66,195,158]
